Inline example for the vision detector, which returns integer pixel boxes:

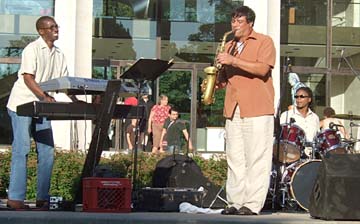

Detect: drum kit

[270,113,360,212]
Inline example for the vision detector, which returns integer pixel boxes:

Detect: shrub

[0,149,227,201]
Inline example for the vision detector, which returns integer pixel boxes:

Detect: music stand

[121,58,174,81]
[121,58,174,192]
[74,59,173,205]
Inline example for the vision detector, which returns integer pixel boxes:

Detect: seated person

[320,107,349,139]
[280,87,320,143]
[279,87,320,160]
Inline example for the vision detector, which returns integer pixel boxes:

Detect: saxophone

[201,30,233,105]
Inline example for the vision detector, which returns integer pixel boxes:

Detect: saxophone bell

[201,30,233,105]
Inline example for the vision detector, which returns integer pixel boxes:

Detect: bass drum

[282,160,322,211]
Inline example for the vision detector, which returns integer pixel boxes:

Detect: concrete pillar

[51,0,93,151]
[244,0,281,113]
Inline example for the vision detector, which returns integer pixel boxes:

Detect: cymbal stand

[349,119,355,140]
[278,124,294,209]
[312,141,317,159]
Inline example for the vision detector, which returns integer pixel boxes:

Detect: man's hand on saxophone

[216,52,236,67]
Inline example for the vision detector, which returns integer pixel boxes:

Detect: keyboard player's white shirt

[7,37,68,112]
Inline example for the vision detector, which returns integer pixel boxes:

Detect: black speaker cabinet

[309,154,360,220]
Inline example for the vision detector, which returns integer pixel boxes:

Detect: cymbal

[333,114,360,120]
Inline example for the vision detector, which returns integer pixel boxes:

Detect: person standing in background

[6,16,68,210]
[215,6,276,215]
[148,94,171,154]
[138,94,154,151]
[125,118,138,154]
[159,107,193,154]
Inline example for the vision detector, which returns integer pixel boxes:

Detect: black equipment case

[136,187,204,212]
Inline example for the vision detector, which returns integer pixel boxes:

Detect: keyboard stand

[74,79,130,203]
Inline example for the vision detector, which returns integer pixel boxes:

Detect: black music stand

[121,58,174,192]
[74,59,173,204]
[121,58,174,80]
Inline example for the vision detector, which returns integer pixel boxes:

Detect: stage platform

[0,209,358,224]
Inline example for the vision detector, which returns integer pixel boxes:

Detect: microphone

[350,122,360,127]
[329,122,343,129]
[287,118,296,128]
[290,118,296,124]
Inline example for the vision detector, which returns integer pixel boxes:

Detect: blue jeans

[167,145,181,154]
[7,109,54,201]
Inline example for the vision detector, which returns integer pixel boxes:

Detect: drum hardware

[342,138,360,154]
[329,122,343,130]
[303,141,317,160]
[349,121,360,143]
[272,160,322,211]
[350,122,360,127]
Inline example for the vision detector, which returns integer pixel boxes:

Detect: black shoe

[221,206,239,215]
[238,206,257,215]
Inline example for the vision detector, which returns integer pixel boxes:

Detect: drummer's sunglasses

[294,95,310,99]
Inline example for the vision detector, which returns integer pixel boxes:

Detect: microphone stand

[272,56,292,210]
[338,50,360,142]
[131,79,145,193]
[119,58,174,211]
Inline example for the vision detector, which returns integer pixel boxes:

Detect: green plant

[51,150,85,200]
[0,149,227,201]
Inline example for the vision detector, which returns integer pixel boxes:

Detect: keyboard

[39,77,141,96]
[17,101,145,120]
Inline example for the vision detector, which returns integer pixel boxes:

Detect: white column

[354,0,360,27]
[52,0,93,151]
[74,0,93,151]
[244,0,281,114]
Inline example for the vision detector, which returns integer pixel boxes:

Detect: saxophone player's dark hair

[231,6,256,27]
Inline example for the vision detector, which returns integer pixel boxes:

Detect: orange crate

[82,177,131,213]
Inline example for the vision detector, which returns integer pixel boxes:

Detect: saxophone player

[216,6,276,215]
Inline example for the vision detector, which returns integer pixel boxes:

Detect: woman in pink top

[148,94,171,153]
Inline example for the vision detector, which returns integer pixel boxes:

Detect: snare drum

[315,129,347,155]
[282,160,322,211]
[274,124,305,163]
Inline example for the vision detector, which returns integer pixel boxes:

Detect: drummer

[280,87,320,143]
[320,107,350,139]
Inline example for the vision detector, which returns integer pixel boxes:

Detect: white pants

[225,106,274,213]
